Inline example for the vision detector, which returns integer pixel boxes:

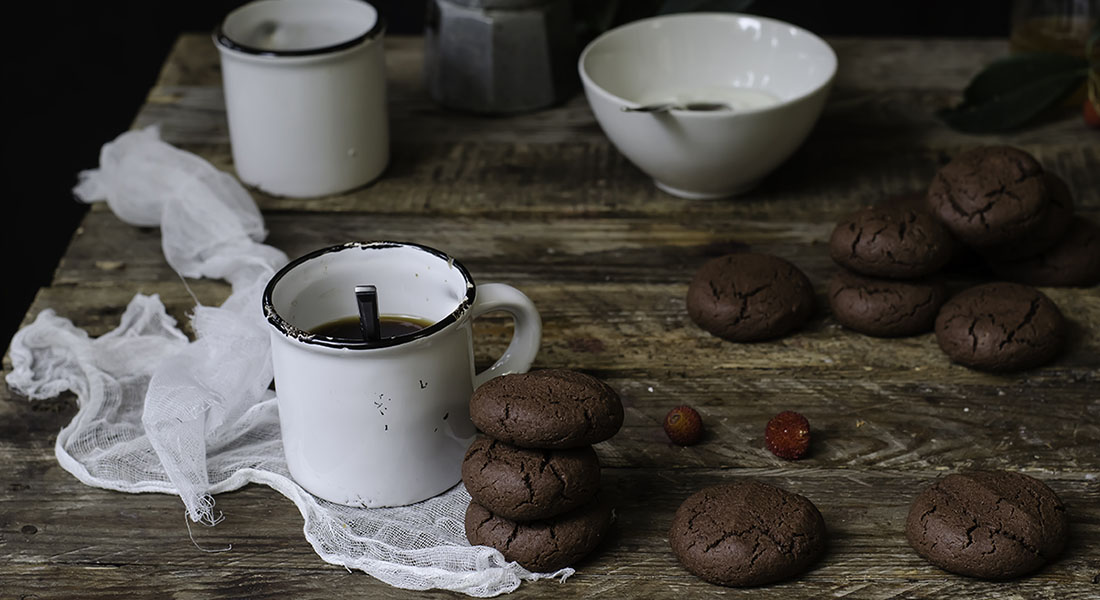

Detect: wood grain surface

[3,34,1098,599]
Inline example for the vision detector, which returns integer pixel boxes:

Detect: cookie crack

[545,460,573,501]
[849,227,865,258]
[963,523,979,549]
[998,298,1040,350]
[897,218,908,241]
[874,291,937,326]
[919,504,938,540]
[967,318,980,353]
[512,466,536,511]
[867,224,890,246]
[937,483,1046,559]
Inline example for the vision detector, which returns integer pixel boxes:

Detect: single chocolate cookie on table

[462,436,601,522]
[470,369,623,449]
[828,271,947,337]
[829,207,952,278]
[668,481,826,587]
[978,173,1075,261]
[934,282,1065,372]
[989,216,1099,287]
[906,471,1068,579]
[927,146,1050,248]
[465,497,612,572]
[686,253,815,342]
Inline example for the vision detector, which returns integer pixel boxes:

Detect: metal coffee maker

[424,0,577,114]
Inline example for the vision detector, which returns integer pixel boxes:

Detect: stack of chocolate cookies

[927,146,1097,288]
[922,146,1084,372]
[462,369,624,572]
[827,205,953,337]
[826,146,1086,372]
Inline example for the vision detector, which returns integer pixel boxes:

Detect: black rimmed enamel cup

[214,0,389,197]
[263,242,541,507]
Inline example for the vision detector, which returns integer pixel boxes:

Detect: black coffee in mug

[311,315,434,340]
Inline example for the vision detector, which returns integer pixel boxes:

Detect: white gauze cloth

[5,126,568,596]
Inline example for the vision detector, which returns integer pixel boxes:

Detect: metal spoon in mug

[355,284,381,342]
[621,102,731,113]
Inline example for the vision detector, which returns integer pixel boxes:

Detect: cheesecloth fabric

[5,126,568,596]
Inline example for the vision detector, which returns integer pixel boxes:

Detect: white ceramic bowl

[579,13,837,198]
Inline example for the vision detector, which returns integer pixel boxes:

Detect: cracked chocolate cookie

[934,282,1065,372]
[828,270,947,337]
[470,370,623,449]
[668,480,827,587]
[926,146,1050,248]
[686,253,815,342]
[829,207,952,278]
[978,173,1075,261]
[462,436,600,521]
[990,216,1100,287]
[465,497,612,572]
[905,471,1068,579]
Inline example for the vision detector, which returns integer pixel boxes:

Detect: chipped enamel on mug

[215,0,389,197]
[263,242,542,507]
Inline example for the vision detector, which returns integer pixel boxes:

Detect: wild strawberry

[765,411,811,460]
[664,405,704,446]
[1084,97,1100,129]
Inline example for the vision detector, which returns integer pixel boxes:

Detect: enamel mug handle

[471,283,542,387]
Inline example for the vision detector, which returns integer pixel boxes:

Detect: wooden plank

[58,207,1100,287]
[132,35,1097,218]
[130,95,1099,217]
[153,35,1012,94]
[13,278,1100,378]
[1,449,1097,598]
[6,280,1098,473]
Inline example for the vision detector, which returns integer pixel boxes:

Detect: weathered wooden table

[3,34,1098,598]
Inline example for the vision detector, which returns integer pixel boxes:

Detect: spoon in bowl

[621,102,731,113]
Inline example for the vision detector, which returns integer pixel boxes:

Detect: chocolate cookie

[461,436,601,521]
[686,253,815,342]
[934,282,1065,372]
[990,217,1099,287]
[465,497,612,572]
[927,146,1049,248]
[470,369,623,449]
[978,173,1075,260]
[828,271,947,337]
[668,481,826,587]
[906,471,1068,579]
[829,207,952,278]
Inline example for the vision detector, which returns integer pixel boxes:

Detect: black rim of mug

[215,2,386,58]
[262,241,477,350]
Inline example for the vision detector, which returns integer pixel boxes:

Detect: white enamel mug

[262,242,541,507]
[215,0,389,197]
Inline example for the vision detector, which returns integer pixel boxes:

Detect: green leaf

[940,52,1088,133]
[963,53,1087,104]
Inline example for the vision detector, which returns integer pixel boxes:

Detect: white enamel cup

[262,242,541,507]
[215,0,389,197]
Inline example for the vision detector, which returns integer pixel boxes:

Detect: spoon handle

[622,102,731,113]
[621,103,674,113]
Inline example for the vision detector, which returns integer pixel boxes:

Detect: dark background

[1,1,1010,351]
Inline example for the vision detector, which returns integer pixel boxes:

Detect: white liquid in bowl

[638,87,781,111]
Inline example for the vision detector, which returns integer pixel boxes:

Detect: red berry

[664,405,704,446]
[1084,98,1100,129]
[765,411,811,460]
